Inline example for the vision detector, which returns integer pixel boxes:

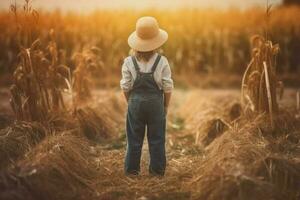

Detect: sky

[0,0,283,12]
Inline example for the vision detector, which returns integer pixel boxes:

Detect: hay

[191,173,285,200]
[200,118,229,147]
[75,92,126,141]
[94,91,126,125]
[107,92,127,124]
[0,171,36,200]
[252,156,300,196]
[178,89,300,199]
[0,114,13,129]
[178,90,239,145]
[228,102,242,121]
[75,106,112,140]
[76,107,116,141]
[7,132,98,200]
[0,121,47,169]
[46,111,77,132]
[187,113,300,200]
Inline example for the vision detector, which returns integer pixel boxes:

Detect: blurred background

[0,0,299,88]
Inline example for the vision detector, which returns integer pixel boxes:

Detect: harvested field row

[176,90,300,200]
[0,89,300,200]
[0,91,127,200]
[0,91,125,168]
[186,113,300,200]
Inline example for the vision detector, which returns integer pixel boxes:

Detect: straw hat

[128,16,168,52]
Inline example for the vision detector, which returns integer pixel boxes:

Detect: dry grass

[178,90,241,146]
[0,89,128,200]
[175,88,300,200]
[186,113,300,200]
[76,107,115,141]
[1,88,300,200]
[0,170,36,200]
[75,91,126,141]
[0,121,47,170]
[3,132,98,200]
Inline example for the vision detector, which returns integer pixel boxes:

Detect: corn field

[0,5,300,80]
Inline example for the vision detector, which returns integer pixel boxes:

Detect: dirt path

[88,89,200,199]
[91,132,198,200]
[88,89,240,199]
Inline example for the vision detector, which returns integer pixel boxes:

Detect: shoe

[149,168,164,177]
[125,170,139,176]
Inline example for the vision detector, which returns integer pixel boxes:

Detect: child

[120,16,174,176]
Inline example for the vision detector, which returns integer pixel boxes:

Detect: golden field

[0,1,300,200]
[0,5,300,87]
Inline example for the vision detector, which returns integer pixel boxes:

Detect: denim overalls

[125,54,166,176]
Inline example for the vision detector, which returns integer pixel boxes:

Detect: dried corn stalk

[241,35,282,128]
[72,47,101,105]
[10,30,70,122]
[9,1,71,122]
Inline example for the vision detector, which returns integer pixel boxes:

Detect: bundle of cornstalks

[9,1,71,122]
[10,31,70,122]
[72,47,102,105]
[241,35,283,128]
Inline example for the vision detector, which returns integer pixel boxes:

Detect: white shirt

[120,53,174,93]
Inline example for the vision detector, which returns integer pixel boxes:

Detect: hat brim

[128,29,168,52]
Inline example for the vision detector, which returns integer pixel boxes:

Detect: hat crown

[136,17,159,40]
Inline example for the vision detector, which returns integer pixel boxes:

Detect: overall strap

[131,56,140,73]
[151,55,161,73]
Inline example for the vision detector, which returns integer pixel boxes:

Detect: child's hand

[164,106,169,115]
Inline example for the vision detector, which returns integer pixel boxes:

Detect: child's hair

[133,50,156,62]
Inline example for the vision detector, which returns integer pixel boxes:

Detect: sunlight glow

[1,0,282,12]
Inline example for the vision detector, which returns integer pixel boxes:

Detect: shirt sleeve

[161,57,174,93]
[120,59,133,92]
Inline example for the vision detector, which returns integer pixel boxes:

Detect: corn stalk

[263,61,274,129]
[241,35,282,129]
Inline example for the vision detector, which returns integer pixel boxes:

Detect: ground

[0,88,299,200]
[85,89,298,200]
